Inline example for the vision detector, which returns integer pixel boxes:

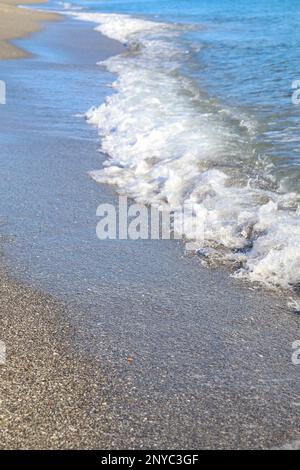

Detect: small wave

[58,2,83,12]
[72,12,173,44]
[74,11,300,294]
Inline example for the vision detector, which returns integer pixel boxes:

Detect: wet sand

[0,0,59,59]
[0,271,109,449]
[0,13,300,450]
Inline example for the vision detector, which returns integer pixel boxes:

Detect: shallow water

[1,10,300,449]
[54,0,300,293]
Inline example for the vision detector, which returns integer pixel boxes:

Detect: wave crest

[75,11,300,292]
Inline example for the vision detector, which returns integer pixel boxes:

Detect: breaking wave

[72,11,300,293]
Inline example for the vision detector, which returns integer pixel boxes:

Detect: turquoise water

[57,0,300,292]
[72,0,300,186]
[81,0,300,162]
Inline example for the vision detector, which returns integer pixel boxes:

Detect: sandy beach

[0,271,110,449]
[0,0,58,59]
[0,4,300,451]
[0,3,108,450]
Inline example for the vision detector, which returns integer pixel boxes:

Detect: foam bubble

[72,12,172,43]
[75,11,300,293]
[58,2,83,11]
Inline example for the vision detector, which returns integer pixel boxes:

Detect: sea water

[60,0,300,292]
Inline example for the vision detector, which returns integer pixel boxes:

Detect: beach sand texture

[0,6,300,450]
[0,272,109,449]
[0,0,58,59]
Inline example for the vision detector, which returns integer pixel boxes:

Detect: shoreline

[0,0,59,59]
[0,8,300,450]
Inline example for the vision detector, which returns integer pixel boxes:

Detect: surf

[71,9,300,295]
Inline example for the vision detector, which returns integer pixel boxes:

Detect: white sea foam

[74,11,300,292]
[72,12,172,43]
